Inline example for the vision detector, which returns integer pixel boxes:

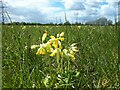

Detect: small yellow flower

[57,34,60,37]
[70,43,78,52]
[52,39,58,48]
[69,49,75,55]
[71,55,75,60]
[50,49,58,57]
[58,40,62,49]
[45,42,53,52]
[60,38,64,41]
[42,32,48,43]
[60,32,64,37]
[50,35,55,39]
[63,49,76,60]
[31,45,39,49]
[36,47,46,55]
[63,49,68,55]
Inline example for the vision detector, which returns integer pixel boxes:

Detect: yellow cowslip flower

[63,49,76,60]
[69,49,75,55]
[31,45,39,49]
[50,48,62,58]
[45,42,53,53]
[36,47,46,55]
[57,34,60,37]
[71,55,75,60]
[60,32,64,37]
[70,43,78,52]
[42,31,48,43]
[59,37,64,41]
[49,36,57,44]
[58,40,62,49]
[52,39,58,48]
[63,49,68,55]
[50,49,58,57]
[67,53,75,60]
[32,32,78,61]
[50,35,55,39]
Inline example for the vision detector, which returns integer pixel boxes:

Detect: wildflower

[60,32,64,37]
[78,26,81,29]
[31,32,78,60]
[25,45,28,49]
[58,40,62,49]
[58,32,64,41]
[50,35,55,39]
[70,43,78,52]
[68,54,75,60]
[31,45,39,49]
[42,31,48,43]
[22,26,26,29]
[50,49,58,57]
[63,49,68,56]
[50,48,63,58]
[36,47,46,55]
[52,39,59,48]
[57,34,60,37]
[59,38,64,41]
[63,49,76,60]
[32,84,35,88]
[45,42,53,52]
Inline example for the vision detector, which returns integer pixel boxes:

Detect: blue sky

[2,0,120,23]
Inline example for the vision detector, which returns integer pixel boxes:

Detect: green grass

[2,25,119,88]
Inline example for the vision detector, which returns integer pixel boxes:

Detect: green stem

[56,52,60,74]
[49,58,52,78]
[61,58,63,73]
[68,59,70,71]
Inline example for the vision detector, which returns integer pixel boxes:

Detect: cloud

[5,6,47,23]
[85,0,104,8]
[2,0,119,23]
[100,5,115,16]
[4,0,63,23]
[5,0,49,9]
[62,0,85,10]
[69,2,85,10]
[105,0,119,5]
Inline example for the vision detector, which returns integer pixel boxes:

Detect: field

[2,25,119,88]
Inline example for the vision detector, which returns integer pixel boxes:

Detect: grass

[2,25,119,88]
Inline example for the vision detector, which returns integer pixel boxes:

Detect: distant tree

[85,17,113,26]
[97,17,107,25]
[107,20,113,25]
[64,21,71,25]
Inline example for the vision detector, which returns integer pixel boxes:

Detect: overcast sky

[2,0,120,23]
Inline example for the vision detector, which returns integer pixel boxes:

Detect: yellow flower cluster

[31,32,78,60]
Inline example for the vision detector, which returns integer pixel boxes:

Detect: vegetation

[5,17,120,26]
[2,25,119,88]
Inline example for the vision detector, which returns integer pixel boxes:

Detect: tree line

[3,17,120,26]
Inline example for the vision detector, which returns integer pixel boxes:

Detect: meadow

[2,25,119,88]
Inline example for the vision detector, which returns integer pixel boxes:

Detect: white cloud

[2,0,119,23]
[62,0,85,10]
[100,5,115,16]
[99,4,116,22]
[105,0,119,4]
[5,0,49,9]
[9,14,28,22]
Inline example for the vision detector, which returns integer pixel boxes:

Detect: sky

[2,0,120,24]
